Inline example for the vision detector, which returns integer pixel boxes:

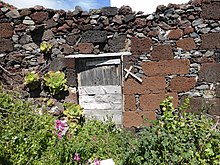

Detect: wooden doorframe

[65,52,132,126]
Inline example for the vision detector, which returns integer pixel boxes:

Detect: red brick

[183,26,194,35]
[78,43,94,54]
[123,111,156,128]
[199,63,220,83]
[169,77,196,92]
[131,37,152,55]
[167,29,183,40]
[201,33,220,49]
[141,59,190,76]
[151,44,173,61]
[176,38,196,51]
[124,94,136,111]
[0,23,13,38]
[140,93,178,111]
[201,2,220,20]
[123,76,166,94]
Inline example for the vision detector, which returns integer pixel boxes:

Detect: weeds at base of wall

[0,90,219,164]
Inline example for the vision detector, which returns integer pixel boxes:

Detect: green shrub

[0,90,55,164]
[24,71,40,90]
[44,71,68,95]
[0,90,132,164]
[124,97,220,165]
[67,119,133,164]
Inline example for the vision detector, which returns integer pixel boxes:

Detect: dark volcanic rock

[118,5,133,15]
[30,11,48,24]
[81,30,107,43]
[122,14,135,23]
[101,7,118,16]
[199,63,220,83]
[104,35,126,52]
[66,34,80,46]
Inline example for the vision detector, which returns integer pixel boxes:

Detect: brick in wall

[150,44,173,61]
[0,23,13,38]
[140,93,178,111]
[123,76,166,94]
[169,76,197,93]
[176,38,196,51]
[131,37,152,55]
[123,111,156,128]
[199,63,220,83]
[201,2,220,20]
[141,59,190,76]
[124,94,136,111]
[167,29,183,40]
[188,97,220,116]
[0,38,14,53]
[201,33,220,49]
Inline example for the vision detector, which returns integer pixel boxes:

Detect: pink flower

[56,120,61,125]
[58,132,62,139]
[94,159,100,165]
[74,153,80,162]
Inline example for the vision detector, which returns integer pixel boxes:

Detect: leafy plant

[0,90,55,164]
[40,41,52,55]
[44,71,68,95]
[67,119,133,165]
[124,97,220,165]
[0,90,132,165]
[63,103,84,133]
[24,71,40,90]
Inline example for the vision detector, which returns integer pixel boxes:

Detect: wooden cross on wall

[124,66,142,83]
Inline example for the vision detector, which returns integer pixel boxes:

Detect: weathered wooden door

[76,57,122,125]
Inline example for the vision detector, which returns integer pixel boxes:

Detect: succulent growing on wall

[24,71,40,90]
[63,102,84,132]
[40,41,52,61]
[43,71,68,95]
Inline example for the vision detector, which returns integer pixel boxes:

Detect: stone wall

[0,0,220,127]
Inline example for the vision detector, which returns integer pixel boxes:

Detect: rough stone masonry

[0,0,219,127]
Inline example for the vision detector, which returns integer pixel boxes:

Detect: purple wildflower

[94,159,100,165]
[58,132,62,139]
[54,119,68,139]
[74,153,80,162]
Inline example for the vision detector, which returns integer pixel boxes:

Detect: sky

[3,0,110,11]
[3,0,189,13]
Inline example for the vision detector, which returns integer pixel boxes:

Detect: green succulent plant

[40,41,52,54]
[63,102,84,132]
[43,71,68,95]
[24,71,40,90]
